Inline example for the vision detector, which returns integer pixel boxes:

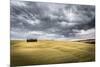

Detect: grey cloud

[10,1,95,39]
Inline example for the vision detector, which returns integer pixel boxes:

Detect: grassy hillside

[11,40,95,66]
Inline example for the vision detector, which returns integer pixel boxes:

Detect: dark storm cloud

[10,0,95,39]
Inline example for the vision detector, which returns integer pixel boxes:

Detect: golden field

[11,40,95,66]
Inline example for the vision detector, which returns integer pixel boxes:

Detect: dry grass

[11,40,95,66]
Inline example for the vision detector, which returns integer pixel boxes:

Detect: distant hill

[75,39,95,44]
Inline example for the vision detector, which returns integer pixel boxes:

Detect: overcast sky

[10,0,95,40]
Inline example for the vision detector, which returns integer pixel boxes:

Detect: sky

[10,0,95,40]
